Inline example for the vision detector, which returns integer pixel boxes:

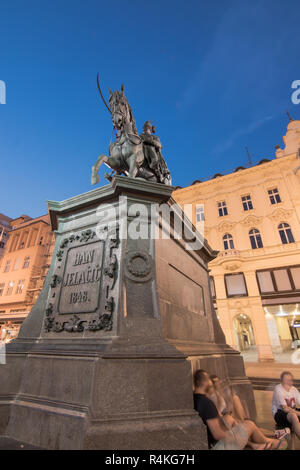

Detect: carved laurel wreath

[125,250,152,279]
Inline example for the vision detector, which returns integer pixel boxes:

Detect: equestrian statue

[91,74,171,186]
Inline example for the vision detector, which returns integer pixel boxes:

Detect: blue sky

[1,0,300,218]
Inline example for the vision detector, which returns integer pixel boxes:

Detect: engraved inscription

[58,241,103,314]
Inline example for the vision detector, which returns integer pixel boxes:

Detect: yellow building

[174,117,300,362]
[0,213,12,259]
[0,214,55,340]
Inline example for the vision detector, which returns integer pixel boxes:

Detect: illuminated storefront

[264,304,300,352]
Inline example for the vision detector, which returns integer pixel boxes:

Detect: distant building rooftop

[185,116,300,187]
[10,214,49,230]
[188,158,273,186]
[0,213,13,228]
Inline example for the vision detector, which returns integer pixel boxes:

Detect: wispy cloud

[212,114,276,155]
[176,1,289,112]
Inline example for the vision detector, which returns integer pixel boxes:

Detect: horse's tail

[91,154,108,185]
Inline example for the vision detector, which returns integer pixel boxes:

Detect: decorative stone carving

[44,303,55,332]
[51,321,64,333]
[68,234,77,243]
[80,229,96,243]
[223,262,242,271]
[97,224,120,246]
[51,315,85,333]
[56,250,64,261]
[87,312,113,332]
[124,250,153,282]
[45,227,115,333]
[216,221,236,232]
[104,253,118,289]
[230,298,251,309]
[240,215,263,227]
[267,207,293,222]
[87,298,114,332]
[50,274,61,288]
[109,226,120,250]
[64,315,85,332]
[58,230,96,253]
[60,238,69,249]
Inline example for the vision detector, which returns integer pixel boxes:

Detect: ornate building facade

[0,214,55,341]
[174,118,300,362]
[0,213,12,259]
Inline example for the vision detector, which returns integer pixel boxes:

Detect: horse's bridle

[110,97,141,144]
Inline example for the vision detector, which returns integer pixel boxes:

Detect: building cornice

[10,219,49,232]
[174,152,298,197]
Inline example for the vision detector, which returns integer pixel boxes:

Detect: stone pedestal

[0,177,255,449]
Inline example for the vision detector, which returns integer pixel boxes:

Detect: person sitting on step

[208,374,275,438]
[194,369,287,450]
[272,371,300,440]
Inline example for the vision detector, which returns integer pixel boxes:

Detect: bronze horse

[92,76,147,184]
[91,75,170,185]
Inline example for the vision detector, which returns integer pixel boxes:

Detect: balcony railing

[218,249,241,258]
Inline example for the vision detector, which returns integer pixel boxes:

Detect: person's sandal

[271,439,288,450]
[274,428,290,440]
[263,442,273,450]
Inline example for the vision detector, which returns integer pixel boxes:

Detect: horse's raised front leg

[91,154,109,185]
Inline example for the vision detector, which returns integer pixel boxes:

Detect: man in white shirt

[272,371,300,439]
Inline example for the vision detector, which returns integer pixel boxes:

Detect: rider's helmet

[143,120,156,134]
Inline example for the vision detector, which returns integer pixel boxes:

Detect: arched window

[278,223,295,244]
[223,233,234,250]
[249,228,263,249]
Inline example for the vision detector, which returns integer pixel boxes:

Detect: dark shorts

[274,409,300,429]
